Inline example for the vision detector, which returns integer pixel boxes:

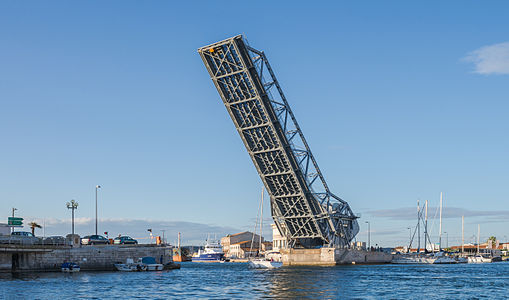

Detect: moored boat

[140,256,164,271]
[114,258,147,272]
[468,255,492,263]
[61,262,80,272]
[248,259,282,269]
[191,240,224,262]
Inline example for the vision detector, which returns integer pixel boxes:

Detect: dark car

[81,235,109,245]
[114,236,138,245]
[43,236,67,245]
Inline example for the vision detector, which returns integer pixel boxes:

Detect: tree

[29,222,42,236]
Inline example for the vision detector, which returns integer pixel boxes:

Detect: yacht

[191,240,224,262]
[433,252,457,264]
[392,254,436,264]
[468,255,492,263]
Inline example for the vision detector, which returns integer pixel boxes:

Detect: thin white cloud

[464,42,509,75]
[18,217,242,245]
[367,207,509,221]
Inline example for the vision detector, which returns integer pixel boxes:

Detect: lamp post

[66,200,78,237]
[95,185,101,235]
[407,227,412,249]
[365,221,371,251]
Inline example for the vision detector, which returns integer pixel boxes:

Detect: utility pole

[95,185,101,235]
[365,221,371,251]
[11,208,17,233]
[161,230,166,245]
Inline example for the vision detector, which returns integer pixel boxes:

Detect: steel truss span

[198,35,359,248]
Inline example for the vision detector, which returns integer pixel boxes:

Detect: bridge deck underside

[199,38,325,244]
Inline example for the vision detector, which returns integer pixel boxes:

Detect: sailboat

[248,187,282,269]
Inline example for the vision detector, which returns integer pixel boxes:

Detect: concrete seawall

[281,248,393,266]
[0,245,173,272]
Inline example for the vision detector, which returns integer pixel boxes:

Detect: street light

[66,200,78,237]
[407,227,412,248]
[95,185,101,235]
[365,221,371,251]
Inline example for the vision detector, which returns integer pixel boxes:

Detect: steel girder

[198,35,359,248]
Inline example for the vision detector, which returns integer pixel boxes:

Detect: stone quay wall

[281,248,393,266]
[0,245,172,272]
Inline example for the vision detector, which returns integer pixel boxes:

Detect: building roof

[230,231,250,237]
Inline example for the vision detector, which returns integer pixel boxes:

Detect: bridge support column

[281,248,393,266]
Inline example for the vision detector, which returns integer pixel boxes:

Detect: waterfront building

[271,224,288,252]
[352,241,366,250]
[229,241,258,258]
[220,231,263,257]
[0,223,10,235]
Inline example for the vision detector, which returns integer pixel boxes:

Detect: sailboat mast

[461,216,464,254]
[259,187,264,254]
[477,224,480,254]
[439,192,443,250]
[425,200,428,252]
[417,199,421,253]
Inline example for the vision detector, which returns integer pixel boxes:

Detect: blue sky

[0,1,508,246]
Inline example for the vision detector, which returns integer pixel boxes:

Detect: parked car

[43,236,67,245]
[0,231,42,245]
[81,235,109,245]
[12,231,35,237]
[114,236,138,245]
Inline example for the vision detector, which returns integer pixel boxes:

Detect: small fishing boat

[140,256,164,271]
[114,258,147,272]
[61,262,80,272]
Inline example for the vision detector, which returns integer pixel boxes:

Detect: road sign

[8,217,23,226]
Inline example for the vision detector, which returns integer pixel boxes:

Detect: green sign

[8,217,23,226]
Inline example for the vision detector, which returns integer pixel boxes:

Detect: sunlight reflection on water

[1,262,508,299]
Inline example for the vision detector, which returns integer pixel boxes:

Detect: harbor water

[1,262,508,299]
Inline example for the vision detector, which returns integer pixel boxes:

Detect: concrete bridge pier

[281,248,393,266]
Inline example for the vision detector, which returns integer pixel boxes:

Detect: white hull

[248,259,282,269]
[145,264,164,271]
[61,267,80,272]
[392,256,436,264]
[114,264,147,272]
[468,256,492,263]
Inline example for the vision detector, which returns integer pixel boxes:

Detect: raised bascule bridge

[198,36,390,265]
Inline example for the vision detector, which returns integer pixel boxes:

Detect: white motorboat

[248,259,282,269]
[433,252,457,264]
[392,254,436,264]
[114,258,147,272]
[468,255,492,263]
